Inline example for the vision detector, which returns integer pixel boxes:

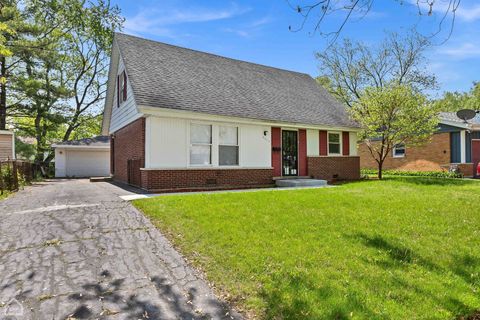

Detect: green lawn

[133,177,480,319]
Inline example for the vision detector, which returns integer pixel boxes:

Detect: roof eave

[138,105,362,132]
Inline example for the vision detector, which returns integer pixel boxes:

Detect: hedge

[360,168,464,179]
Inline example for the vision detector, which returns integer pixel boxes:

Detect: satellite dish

[456,109,477,121]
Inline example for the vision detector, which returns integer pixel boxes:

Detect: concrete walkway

[0,179,240,320]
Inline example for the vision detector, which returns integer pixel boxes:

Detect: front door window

[282,130,298,176]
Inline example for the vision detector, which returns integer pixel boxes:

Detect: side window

[219,126,239,166]
[393,144,406,158]
[328,132,341,155]
[190,124,212,165]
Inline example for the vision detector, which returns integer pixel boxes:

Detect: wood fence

[0,160,41,194]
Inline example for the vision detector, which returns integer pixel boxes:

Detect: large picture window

[219,126,239,166]
[328,132,341,155]
[190,124,212,165]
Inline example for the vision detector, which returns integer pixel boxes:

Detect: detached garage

[53,136,110,178]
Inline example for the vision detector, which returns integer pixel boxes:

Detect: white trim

[52,145,110,150]
[140,166,273,171]
[327,131,342,156]
[139,106,361,132]
[0,130,13,135]
[460,130,466,163]
[439,119,470,130]
[392,143,406,158]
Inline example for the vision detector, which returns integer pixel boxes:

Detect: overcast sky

[112,0,480,96]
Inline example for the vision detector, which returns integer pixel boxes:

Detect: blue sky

[112,0,480,96]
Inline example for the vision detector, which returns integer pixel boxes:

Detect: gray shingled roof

[439,112,480,125]
[54,136,110,147]
[115,33,358,128]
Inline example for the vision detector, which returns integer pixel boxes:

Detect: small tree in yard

[350,84,439,179]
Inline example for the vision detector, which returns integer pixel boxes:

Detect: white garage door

[65,150,110,177]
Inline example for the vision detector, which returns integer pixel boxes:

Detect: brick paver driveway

[0,179,239,320]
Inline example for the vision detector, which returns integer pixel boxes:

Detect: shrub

[360,168,463,179]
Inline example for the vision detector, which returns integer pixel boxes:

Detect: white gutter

[51,144,110,150]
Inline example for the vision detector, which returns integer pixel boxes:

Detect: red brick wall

[456,163,474,178]
[112,118,145,184]
[319,130,327,156]
[299,129,307,176]
[271,127,281,176]
[358,133,451,171]
[141,168,274,191]
[308,156,360,181]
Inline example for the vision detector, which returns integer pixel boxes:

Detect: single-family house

[359,112,480,177]
[102,33,361,192]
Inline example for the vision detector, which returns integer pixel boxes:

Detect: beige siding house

[0,130,15,160]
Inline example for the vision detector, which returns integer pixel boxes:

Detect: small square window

[393,144,406,158]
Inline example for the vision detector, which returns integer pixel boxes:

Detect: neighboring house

[0,130,15,160]
[102,33,361,192]
[358,112,480,177]
[53,136,110,178]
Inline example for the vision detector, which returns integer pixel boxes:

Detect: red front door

[472,139,480,177]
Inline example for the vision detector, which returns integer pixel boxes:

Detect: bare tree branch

[287,0,461,45]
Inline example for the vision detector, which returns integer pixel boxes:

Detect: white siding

[146,117,188,168]
[145,117,271,168]
[306,129,319,156]
[239,124,271,167]
[109,56,141,133]
[349,132,358,156]
[54,148,66,177]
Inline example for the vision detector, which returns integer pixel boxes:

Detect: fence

[0,160,42,194]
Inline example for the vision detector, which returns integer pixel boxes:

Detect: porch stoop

[275,179,328,188]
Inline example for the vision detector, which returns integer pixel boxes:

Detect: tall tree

[0,0,19,130]
[350,84,439,179]
[57,0,123,145]
[10,0,123,164]
[316,32,437,107]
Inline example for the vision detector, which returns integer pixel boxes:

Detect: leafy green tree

[434,82,480,112]
[316,32,437,107]
[350,84,439,179]
[9,0,123,164]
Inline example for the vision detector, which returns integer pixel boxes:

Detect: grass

[133,177,480,319]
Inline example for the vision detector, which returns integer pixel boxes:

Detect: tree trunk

[0,56,6,130]
[378,161,383,180]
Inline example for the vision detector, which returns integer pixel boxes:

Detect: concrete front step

[275,179,328,188]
